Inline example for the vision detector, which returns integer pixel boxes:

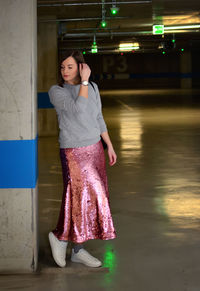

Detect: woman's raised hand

[79,63,91,81]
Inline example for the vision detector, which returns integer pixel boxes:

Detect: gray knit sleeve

[94,83,108,134]
[48,85,88,113]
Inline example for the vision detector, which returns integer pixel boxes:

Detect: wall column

[180,50,192,89]
[37,16,58,136]
[0,0,38,273]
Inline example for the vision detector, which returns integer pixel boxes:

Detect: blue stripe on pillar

[0,136,38,188]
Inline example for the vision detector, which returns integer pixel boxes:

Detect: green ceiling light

[110,0,119,15]
[110,6,119,15]
[91,35,98,53]
[171,34,176,48]
[153,24,164,35]
[110,7,119,14]
[100,0,107,28]
[91,42,98,53]
[91,47,98,53]
[101,20,107,28]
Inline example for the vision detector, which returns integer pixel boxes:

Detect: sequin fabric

[52,139,117,243]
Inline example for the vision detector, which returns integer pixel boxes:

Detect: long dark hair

[58,50,85,87]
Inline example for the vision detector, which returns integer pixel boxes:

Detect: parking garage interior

[1,1,200,290]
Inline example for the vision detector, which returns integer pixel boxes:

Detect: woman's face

[61,56,79,84]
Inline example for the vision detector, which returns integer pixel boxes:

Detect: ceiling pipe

[63,31,152,38]
[69,23,152,31]
[38,16,129,22]
[62,29,199,38]
[38,1,152,7]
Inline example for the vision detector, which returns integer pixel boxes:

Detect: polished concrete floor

[1,89,200,291]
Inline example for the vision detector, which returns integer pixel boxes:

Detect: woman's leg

[71,241,102,267]
[73,242,84,253]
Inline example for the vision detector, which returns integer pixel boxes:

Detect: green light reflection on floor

[102,242,117,286]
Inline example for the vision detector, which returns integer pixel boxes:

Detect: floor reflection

[36,89,200,290]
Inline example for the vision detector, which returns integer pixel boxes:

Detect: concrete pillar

[37,16,58,136]
[0,0,38,273]
[180,50,192,89]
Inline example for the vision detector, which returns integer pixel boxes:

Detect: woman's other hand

[79,63,91,81]
[107,146,117,166]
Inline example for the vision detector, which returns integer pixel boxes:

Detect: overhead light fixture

[101,0,107,28]
[171,33,176,48]
[110,7,119,14]
[164,24,200,30]
[91,34,98,53]
[119,42,140,51]
[110,0,119,15]
[91,42,98,53]
[101,20,107,27]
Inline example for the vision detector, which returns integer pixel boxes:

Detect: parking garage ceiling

[37,0,200,53]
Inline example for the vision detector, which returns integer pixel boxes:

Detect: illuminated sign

[153,25,164,35]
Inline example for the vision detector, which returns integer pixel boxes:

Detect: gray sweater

[48,81,108,148]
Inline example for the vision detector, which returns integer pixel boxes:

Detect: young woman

[48,50,117,268]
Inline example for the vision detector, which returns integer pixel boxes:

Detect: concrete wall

[192,49,200,89]
[0,0,38,273]
[85,51,193,89]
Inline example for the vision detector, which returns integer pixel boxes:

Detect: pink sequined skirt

[52,139,117,243]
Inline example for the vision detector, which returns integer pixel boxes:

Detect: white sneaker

[71,248,102,268]
[48,232,68,267]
